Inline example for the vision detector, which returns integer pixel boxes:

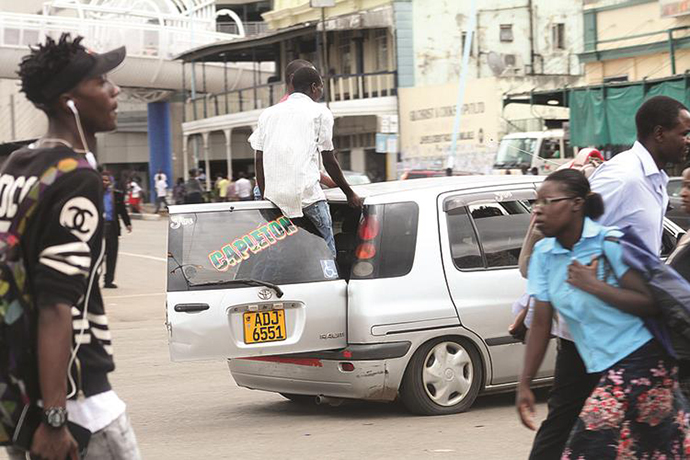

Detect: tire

[280,393,316,404]
[399,337,483,415]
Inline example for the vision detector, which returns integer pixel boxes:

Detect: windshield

[494,138,538,168]
[167,209,338,292]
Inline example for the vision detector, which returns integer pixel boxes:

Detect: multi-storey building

[399,0,584,174]
[178,0,403,181]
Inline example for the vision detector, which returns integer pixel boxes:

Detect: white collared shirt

[589,141,669,255]
[248,93,333,218]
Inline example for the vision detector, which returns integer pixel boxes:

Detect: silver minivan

[165,176,686,415]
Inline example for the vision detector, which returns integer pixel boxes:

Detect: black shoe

[104,283,118,289]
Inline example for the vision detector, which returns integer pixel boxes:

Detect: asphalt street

[2,218,549,460]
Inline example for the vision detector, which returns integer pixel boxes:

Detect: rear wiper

[189,278,284,298]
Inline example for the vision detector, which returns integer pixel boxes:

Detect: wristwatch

[42,407,68,429]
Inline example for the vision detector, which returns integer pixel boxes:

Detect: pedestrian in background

[518,169,689,458]
[154,172,168,213]
[184,169,204,204]
[235,172,252,201]
[3,32,140,460]
[102,170,131,289]
[173,177,185,204]
[215,174,229,202]
[128,176,142,213]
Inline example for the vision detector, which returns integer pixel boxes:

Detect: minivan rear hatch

[166,201,347,361]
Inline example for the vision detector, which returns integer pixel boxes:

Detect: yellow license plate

[243,310,287,344]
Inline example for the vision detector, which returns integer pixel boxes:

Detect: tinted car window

[668,179,682,198]
[378,202,419,277]
[469,201,531,268]
[167,209,337,292]
[447,207,483,269]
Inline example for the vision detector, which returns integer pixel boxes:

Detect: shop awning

[504,74,690,147]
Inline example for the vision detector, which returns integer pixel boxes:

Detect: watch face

[45,408,67,427]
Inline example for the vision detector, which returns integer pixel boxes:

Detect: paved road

[2,218,549,460]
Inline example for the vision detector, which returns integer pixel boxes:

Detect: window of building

[552,23,565,50]
[500,24,513,43]
[337,150,352,170]
[461,32,474,56]
[374,29,389,71]
[339,31,352,74]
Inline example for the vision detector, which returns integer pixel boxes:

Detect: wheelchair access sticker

[320,260,339,279]
[208,216,298,272]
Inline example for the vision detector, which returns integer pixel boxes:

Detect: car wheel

[280,393,315,404]
[400,337,483,415]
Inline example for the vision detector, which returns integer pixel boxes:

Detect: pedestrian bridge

[0,2,265,94]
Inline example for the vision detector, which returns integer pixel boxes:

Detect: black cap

[41,46,126,102]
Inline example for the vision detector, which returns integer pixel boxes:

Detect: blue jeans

[303,200,336,256]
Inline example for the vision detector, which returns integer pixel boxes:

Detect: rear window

[351,202,419,279]
[167,208,338,292]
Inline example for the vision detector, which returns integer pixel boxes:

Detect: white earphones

[64,98,98,169]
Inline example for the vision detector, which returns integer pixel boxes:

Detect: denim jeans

[303,200,336,256]
[6,412,141,460]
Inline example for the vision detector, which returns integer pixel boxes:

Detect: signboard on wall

[660,0,690,17]
[399,78,501,173]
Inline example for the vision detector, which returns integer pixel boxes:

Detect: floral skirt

[562,339,690,459]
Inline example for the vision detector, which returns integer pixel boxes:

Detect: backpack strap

[3,156,94,247]
[601,231,621,283]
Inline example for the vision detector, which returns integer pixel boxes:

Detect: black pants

[155,196,168,213]
[528,339,601,460]
[104,221,119,285]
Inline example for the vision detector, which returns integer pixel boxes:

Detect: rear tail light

[355,242,376,260]
[352,207,381,279]
[358,215,380,240]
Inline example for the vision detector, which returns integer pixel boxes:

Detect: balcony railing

[217,21,268,37]
[185,71,397,121]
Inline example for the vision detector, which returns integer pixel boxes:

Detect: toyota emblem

[258,289,273,300]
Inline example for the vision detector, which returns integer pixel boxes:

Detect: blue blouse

[527,218,652,373]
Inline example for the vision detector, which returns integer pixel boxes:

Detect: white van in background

[492,129,576,175]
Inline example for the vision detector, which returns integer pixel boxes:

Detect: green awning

[570,76,690,146]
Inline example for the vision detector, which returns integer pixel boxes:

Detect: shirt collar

[287,92,312,102]
[540,217,602,254]
[631,141,666,180]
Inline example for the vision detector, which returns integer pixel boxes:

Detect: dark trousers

[528,339,601,460]
[104,221,119,285]
[155,196,168,213]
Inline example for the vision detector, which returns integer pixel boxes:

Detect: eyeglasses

[533,196,575,207]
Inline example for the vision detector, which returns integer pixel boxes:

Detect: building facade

[179,0,402,182]
[398,0,583,174]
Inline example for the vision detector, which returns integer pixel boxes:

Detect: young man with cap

[4,34,140,460]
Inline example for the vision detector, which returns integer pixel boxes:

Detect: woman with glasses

[516,169,689,459]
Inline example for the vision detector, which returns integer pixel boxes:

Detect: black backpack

[0,156,92,446]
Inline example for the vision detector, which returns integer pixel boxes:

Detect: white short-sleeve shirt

[248,93,333,218]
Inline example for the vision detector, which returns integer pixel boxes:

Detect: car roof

[324,175,543,201]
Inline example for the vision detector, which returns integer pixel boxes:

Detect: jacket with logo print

[0,145,114,398]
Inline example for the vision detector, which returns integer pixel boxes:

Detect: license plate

[243,310,287,344]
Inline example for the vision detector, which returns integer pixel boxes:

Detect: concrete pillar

[223,128,233,179]
[147,101,172,203]
[182,135,189,181]
[201,131,211,190]
[351,147,366,173]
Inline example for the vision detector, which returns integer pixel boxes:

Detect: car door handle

[174,303,210,313]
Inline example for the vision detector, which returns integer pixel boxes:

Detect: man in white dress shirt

[249,66,362,255]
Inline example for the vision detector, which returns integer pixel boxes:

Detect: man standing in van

[249,66,362,255]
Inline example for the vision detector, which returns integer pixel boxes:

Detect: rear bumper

[227,342,411,401]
